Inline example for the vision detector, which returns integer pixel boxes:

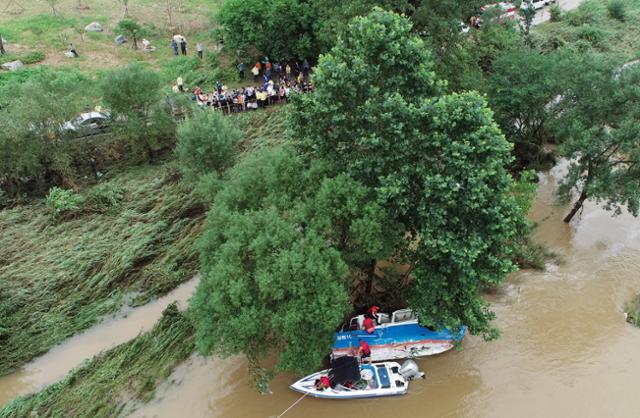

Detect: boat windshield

[359,365,379,389]
[391,309,416,323]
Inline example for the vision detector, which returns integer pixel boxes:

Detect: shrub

[549,4,562,22]
[627,294,640,327]
[607,1,626,21]
[85,183,125,211]
[576,26,607,49]
[46,187,84,218]
[566,3,599,27]
[175,110,242,184]
[21,51,46,64]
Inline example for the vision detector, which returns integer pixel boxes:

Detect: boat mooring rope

[275,392,309,418]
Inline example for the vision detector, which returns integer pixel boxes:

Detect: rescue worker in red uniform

[363,316,375,333]
[358,339,372,364]
[315,375,331,391]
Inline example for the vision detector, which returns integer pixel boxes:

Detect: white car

[519,0,556,11]
[62,111,111,137]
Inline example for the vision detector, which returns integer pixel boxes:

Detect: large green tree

[100,64,175,161]
[488,50,562,168]
[0,69,93,195]
[552,54,640,223]
[190,146,399,388]
[217,0,316,60]
[293,8,524,338]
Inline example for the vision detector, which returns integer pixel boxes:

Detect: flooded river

[0,277,199,406]
[132,163,640,418]
[2,160,638,416]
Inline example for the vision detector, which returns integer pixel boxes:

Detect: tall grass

[534,0,640,56]
[627,294,640,327]
[0,304,194,418]
[0,162,205,376]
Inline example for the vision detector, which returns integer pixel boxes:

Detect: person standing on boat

[358,339,372,364]
[366,305,381,324]
[363,316,375,334]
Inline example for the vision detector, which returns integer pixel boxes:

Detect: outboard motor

[398,359,425,380]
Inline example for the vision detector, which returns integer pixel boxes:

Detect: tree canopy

[488,50,562,168]
[192,9,526,388]
[552,54,640,222]
[190,147,397,384]
[293,8,524,338]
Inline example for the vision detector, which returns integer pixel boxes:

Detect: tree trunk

[563,190,587,223]
[364,259,376,295]
[0,34,5,55]
[132,35,137,50]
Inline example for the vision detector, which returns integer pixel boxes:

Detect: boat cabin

[346,308,418,331]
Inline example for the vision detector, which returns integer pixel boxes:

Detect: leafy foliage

[20,51,45,64]
[217,0,317,60]
[607,0,626,21]
[45,187,84,218]
[552,54,640,222]
[100,64,176,161]
[0,68,95,196]
[175,110,242,185]
[115,18,146,49]
[488,50,562,168]
[191,148,348,381]
[549,4,563,21]
[293,8,524,339]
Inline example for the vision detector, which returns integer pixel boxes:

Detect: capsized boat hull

[289,362,408,399]
[332,322,466,361]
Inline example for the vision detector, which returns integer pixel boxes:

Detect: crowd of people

[174,58,314,115]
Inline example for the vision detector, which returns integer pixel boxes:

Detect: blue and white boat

[332,308,466,361]
[289,356,424,399]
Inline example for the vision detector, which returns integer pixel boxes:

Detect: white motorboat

[289,356,424,399]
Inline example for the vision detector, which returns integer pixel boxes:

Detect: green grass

[0,161,205,376]
[627,294,640,327]
[534,0,640,58]
[0,0,223,71]
[0,304,195,418]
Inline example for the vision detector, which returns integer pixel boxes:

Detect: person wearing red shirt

[363,316,375,333]
[358,339,372,364]
[367,305,380,324]
[315,375,331,391]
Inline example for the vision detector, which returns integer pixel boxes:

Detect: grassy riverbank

[0,107,287,377]
[0,161,205,376]
[535,0,640,58]
[0,304,194,418]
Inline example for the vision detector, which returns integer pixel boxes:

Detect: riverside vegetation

[2,0,640,415]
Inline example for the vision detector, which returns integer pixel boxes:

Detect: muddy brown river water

[127,164,640,418]
[0,277,199,406]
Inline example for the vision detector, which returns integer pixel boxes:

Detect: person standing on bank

[237,62,245,80]
[170,39,178,56]
[196,42,203,59]
[180,38,187,55]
